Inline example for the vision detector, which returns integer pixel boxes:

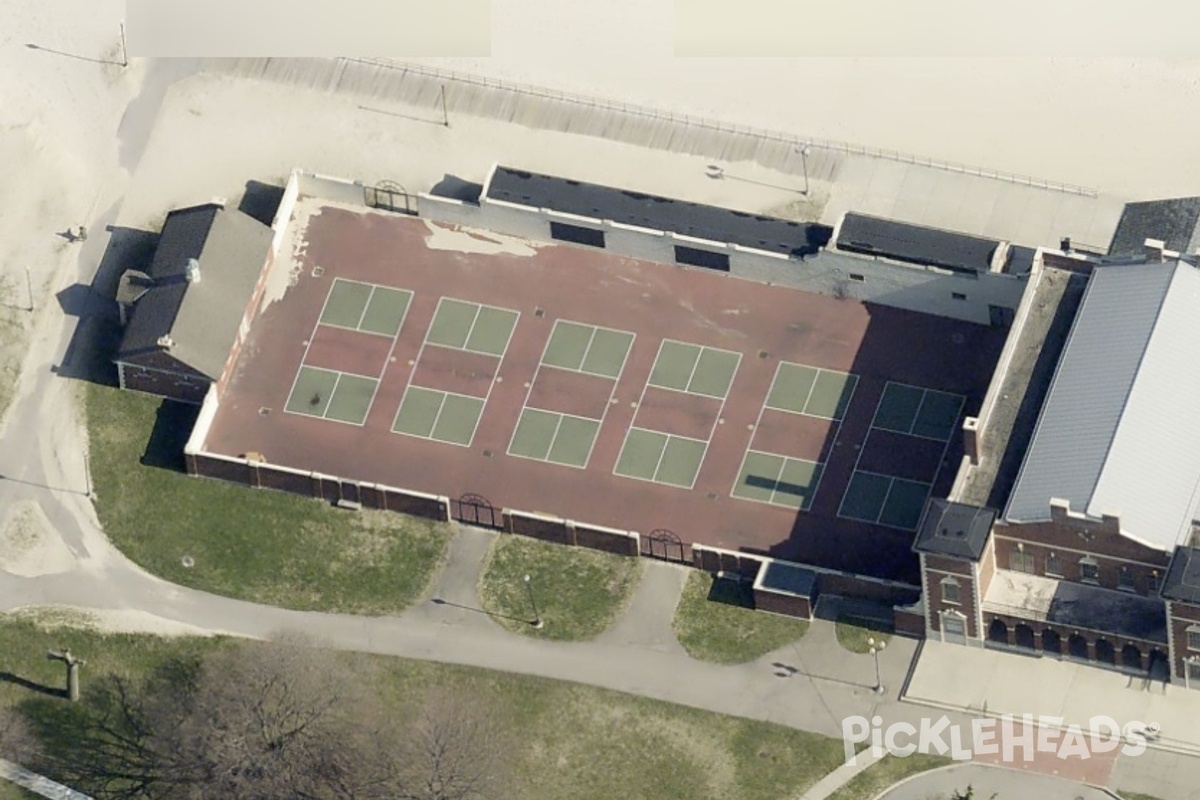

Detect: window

[1080,557,1099,584]
[1118,566,1135,591]
[941,577,961,605]
[849,273,866,282]
[673,245,731,272]
[952,292,967,301]
[1148,570,1162,594]
[1045,551,1063,577]
[549,221,606,248]
[1010,548,1035,574]
[1188,658,1200,687]
[1187,626,1200,652]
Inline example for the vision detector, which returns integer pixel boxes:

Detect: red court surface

[204,204,1007,583]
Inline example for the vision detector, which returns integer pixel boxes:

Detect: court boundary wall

[183,448,452,522]
[692,543,922,622]
[417,188,1028,326]
[502,509,640,557]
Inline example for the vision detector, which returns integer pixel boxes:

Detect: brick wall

[573,523,639,557]
[504,510,572,544]
[923,553,979,637]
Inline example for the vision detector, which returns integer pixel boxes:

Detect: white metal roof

[1005,259,1200,551]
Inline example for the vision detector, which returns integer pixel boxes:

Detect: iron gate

[450,493,501,530]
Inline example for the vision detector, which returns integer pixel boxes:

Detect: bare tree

[397,687,511,800]
[143,631,374,800]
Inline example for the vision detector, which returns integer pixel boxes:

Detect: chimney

[185,258,201,284]
[1060,237,1071,253]
[156,335,174,350]
[1144,238,1165,263]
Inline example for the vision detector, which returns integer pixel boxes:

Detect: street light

[868,636,887,695]
[796,144,811,195]
[523,574,543,629]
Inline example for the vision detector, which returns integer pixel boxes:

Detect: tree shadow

[140,399,200,472]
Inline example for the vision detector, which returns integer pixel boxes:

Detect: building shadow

[429,174,483,203]
[54,223,158,386]
[141,400,200,473]
[237,180,285,227]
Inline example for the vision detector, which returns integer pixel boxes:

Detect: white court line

[461,307,521,448]
[729,448,787,506]
[320,372,345,419]
[282,281,340,417]
[356,288,415,425]
[579,329,636,469]
[353,284,378,330]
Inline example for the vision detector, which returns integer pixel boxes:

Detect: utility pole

[25,267,33,312]
[439,85,449,127]
[84,452,92,498]
[119,21,128,68]
[47,647,85,702]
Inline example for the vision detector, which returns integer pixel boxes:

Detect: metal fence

[344,58,1099,198]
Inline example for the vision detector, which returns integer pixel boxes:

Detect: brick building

[114,202,272,403]
[920,224,1200,684]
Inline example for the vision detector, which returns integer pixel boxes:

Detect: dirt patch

[0,501,77,577]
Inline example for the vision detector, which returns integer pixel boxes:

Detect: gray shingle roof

[836,212,999,275]
[1162,546,1200,603]
[1005,260,1200,551]
[1108,197,1200,257]
[484,166,833,257]
[913,499,996,560]
[117,204,271,379]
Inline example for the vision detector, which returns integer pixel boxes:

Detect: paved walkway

[876,763,1117,800]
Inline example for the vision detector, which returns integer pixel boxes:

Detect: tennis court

[871,381,964,442]
[319,278,412,336]
[612,338,741,489]
[765,362,858,420]
[391,296,519,447]
[730,361,858,510]
[202,204,1008,582]
[425,296,519,356]
[285,366,379,425]
[732,450,823,510]
[838,471,932,530]
[508,319,634,468]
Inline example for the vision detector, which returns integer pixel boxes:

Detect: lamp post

[523,574,543,629]
[868,636,887,695]
[796,144,811,195]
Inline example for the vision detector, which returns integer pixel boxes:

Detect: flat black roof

[1108,197,1200,257]
[836,212,999,275]
[485,166,832,258]
[1162,546,1200,604]
[913,499,996,560]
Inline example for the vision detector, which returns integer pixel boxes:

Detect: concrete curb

[864,761,1125,800]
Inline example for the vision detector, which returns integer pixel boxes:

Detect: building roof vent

[156,335,174,350]
[185,258,201,284]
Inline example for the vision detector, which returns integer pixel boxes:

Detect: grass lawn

[0,616,848,800]
[824,754,952,800]
[477,534,641,641]
[673,571,808,664]
[835,615,893,654]
[86,384,452,614]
